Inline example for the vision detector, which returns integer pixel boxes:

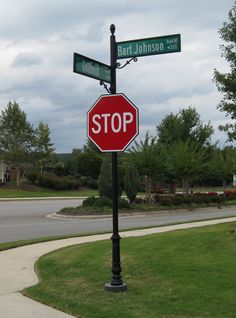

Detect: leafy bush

[152,192,226,206]
[82,196,130,210]
[53,162,65,176]
[37,174,80,191]
[27,171,39,184]
[79,176,98,189]
[98,156,113,199]
[82,196,97,207]
[82,197,112,208]
[224,190,236,198]
[134,197,147,204]
[118,198,130,209]
[87,178,98,189]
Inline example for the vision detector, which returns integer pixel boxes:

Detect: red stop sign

[87,93,139,152]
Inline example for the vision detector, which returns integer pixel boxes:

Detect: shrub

[27,171,39,184]
[172,195,185,205]
[53,162,65,176]
[134,197,146,204]
[98,156,113,199]
[87,177,98,189]
[118,198,130,209]
[224,190,236,199]
[153,194,161,203]
[123,164,139,203]
[95,197,113,208]
[82,196,97,207]
[82,196,130,210]
[159,196,173,206]
[37,174,80,191]
[82,197,112,208]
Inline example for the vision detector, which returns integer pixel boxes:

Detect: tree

[98,155,121,199]
[157,107,214,148]
[156,107,214,194]
[129,133,165,202]
[0,101,35,187]
[82,138,101,154]
[35,121,55,173]
[207,146,236,187]
[98,155,113,199]
[213,2,236,141]
[123,163,139,203]
[76,152,102,179]
[166,141,208,195]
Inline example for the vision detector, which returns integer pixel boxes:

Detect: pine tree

[98,155,112,199]
[123,163,139,203]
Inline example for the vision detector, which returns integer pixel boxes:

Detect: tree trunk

[144,175,152,204]
[16,165,21,188]
[170,179,176,195]
[182,176,190,196]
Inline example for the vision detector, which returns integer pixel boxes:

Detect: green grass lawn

[0,187,97,198]
[24,222,236,318]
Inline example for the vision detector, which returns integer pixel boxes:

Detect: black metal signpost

[73,24,181,293]
[104,24,127,292]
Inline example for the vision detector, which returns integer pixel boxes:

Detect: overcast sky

[0,0,234,152]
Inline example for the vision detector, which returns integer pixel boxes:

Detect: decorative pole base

[104,282,127,292]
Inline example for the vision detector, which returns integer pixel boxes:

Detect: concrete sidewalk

[1,217,236,318]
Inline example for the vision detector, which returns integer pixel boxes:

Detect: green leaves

[0,101,54,185]
[213,3,236,141]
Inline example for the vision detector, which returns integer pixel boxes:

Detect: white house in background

[0,159,6,182]
[233,175,236,187]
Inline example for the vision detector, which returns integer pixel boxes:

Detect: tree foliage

[123,163,139,203]
[129,132,165,202]
[0,101,35,186]
[76,152,102,179]
[213,2,236,141]
[0,101,54,186]
[98,155,113,199]
[166,141,208,195]
[35,121,55,172]
[156,107,214,194]
[157,107,214,148]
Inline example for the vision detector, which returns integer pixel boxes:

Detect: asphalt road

[1,199,236,243]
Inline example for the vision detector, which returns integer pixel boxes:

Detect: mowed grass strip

[24,223,236,318]
[0,188,97,198]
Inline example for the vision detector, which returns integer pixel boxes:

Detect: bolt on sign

[87,93,139,152]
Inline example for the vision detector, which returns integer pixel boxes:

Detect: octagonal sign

[87,93,139,152]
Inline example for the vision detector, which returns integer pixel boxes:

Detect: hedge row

[224,190,236,198]
[151,191,236,206]
[82,196,130,209]
[27,171,98,190]
[27,172,80,190]
[37,175,80,191]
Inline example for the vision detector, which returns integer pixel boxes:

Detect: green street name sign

[73,53,111,83]
[117,34,181,59]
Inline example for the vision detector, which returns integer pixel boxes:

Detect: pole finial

[110,24,115,35]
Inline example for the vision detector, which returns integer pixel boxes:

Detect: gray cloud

[11,52,44,67]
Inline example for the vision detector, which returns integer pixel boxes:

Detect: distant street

[0,199,236,243]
